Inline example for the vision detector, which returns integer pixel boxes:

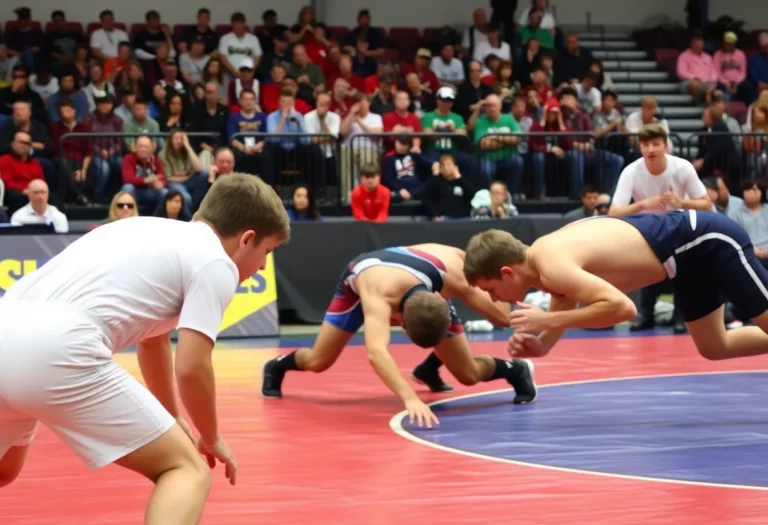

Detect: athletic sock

[275,350,300,372]
[486,357,523,382]
[418,352,443,372]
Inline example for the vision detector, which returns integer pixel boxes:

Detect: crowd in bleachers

[1,2,768,226]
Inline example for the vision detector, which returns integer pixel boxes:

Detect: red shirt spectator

[351,178,390,223]
[50,122,92,162]
[524,67,555,106]
[326,54,365,94]
[122,151,167,188]
[306,41,328,67]
[0,153,43,192]
[383,91,423,152]
[401,50,441,94]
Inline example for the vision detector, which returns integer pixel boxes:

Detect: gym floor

[3,328,768,524]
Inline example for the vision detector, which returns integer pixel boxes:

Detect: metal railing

[59,131,222,157]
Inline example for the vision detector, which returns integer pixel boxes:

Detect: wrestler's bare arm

[536,294,579,353]
[137,331,178,417]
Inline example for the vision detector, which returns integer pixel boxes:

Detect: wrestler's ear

[500,266,515,277]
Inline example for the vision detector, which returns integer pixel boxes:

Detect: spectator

[693,108,740,178]
[121,135,167,211]
[89,10,129,60]
[159,94,190,133]
[303,92,341,185]
[192,81,229,167]
[156,59,185,102]
[575,71,602,115]
[710,89,743,135]
[404,73,436,118]
[179,40,210,87]
[276,77,312,114]
[123,99,160,151]
[383,136,434,202]
[72,43,90,87]
[158,129,207,212]
[28,64,59,103]
[471,94,524,192]
[219,12,263,78]
[723,181,768,268]
[421,87,472,166]
[287,184,322,221]
[510,93,533,154]
[330,78,353,118]
[425,153,476,220]
[343,9,386,59]
[384,91,423,153]
[588,59,615,92]
[9,179,68,232]
[482,54,503,86]
[179,8,219,56]
[471,179,518,219]
[132,10,174,62]
[107,191,138,222]
[4,8,43,69]
[258,9,289,56]
[340,92,383,199]
[0,130,44,213]
[431,42,465,89]
[748,32,768,98]
[154,189,191,221]
[83,63,115,111]
[288,5,321,45]
[520,10,555,50]
[351,37,378,79]
[553,32,594,87]
[228,58,260,112]
[595,193,611,215]
[461,8,489,60]
[529,98,572,199]
[743,105,768,178]
[42,11,84,71]
[49,98,92,206]
[0,101,54,188]
[677,33,716,106]
[83,93,123,202]
[323,44,343,84]
[625,95,672,156]
[564,184,600,219]
[747,80,768,130]
[523,64,554,113]
[455,60,493,121]
[263,89,320,186]
[202,58,227,104]
[288,44,326,99]
[115,61,147,100]
[0,65,46,123]
[370,74,396,115]
[206,146,236,185]
[113,87,135,123]
[402,49,442,94]
[328,54,364,95]
[492,60,521,112]
[560,87,625,196]
[305,26,332,67]
[46,71,88,123]
[227,89,266,174]
[519,0,557,30]
[712,32,754,104]
[592,89,627,154]
[363,60,396,96]
[517,39,542,84]
[474,23,511,75]
[351,163,390,222]
[103,42,134,82]
[257,32,292,82]
[0,45,20,89]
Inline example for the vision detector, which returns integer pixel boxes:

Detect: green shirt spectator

[123,113,160,150]
[520,9,555,50]
[474,112,520,160]
[287,45,326,89]
[421,110,466,151]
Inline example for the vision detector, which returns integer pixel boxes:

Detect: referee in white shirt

[609,123,713,333]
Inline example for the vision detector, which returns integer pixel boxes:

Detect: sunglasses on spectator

[116,202,135,209]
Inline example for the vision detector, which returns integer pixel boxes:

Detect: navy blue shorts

[670,213,768,322]
[322,265,464,336]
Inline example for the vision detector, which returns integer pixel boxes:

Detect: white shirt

[218,32,263,60]
[612,155,709,214]
[345,111,383,148]
[89,28,130,58]
[518,8,557,29]
[430,57,465,84]
[2,217,239,352]
[29,76,59,99]
[304,109,341,158]
[10,203,69,233]
[625,111,670,134]
[575,83,601,114]
[461,26,489,51]
[473,41,512,74]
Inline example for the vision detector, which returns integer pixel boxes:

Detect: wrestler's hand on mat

[507,332,542,357]
[176,417,196,444]
[198,436,238,486]
[508,302,551,333]
[405,399,439,429]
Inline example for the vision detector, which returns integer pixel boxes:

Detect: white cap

[436,86,455,100]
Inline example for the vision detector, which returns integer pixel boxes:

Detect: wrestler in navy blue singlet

[618,210,768,322]
[323,247,464,336]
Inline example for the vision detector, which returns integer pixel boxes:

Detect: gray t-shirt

[726,197,768,250]
[179,53,210,85]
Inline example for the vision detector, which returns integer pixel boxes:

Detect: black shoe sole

[411,373,455,393]
[261,360,284,399]
[512,359,538,404]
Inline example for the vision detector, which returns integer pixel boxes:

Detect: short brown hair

[402,292,451,348]
[195,173,290,241]
[360,163,379,177]
[463,229,528,284]
[637,122,668,144]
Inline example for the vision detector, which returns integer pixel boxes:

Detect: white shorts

[0,302,175,470]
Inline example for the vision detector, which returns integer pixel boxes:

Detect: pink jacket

[712,49,747,85]
[676,49,716,82]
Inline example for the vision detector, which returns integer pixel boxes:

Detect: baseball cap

[436,86,455,100]
[238,57,255,70]
[723,31,738,44]
[416,48,432,59]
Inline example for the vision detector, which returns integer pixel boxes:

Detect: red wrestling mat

[3,334,768,524]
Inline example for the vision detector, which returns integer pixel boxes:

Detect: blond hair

[194,173,291,241]
[463,229,528,284]
[107,191,138,222]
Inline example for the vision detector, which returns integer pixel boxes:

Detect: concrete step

[603,60,658,70]
[579,31,632,40]
[623,106,703,118]
[593,50,648,60]
[664,118,703,130]
[612,82,680,94]
[581,40,637,50]
[620,93,693,105]
[608,70,669,81]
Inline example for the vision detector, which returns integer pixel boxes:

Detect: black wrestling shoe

[412,364,455,393]
[508,359,538,404]
[261,358,286,398]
